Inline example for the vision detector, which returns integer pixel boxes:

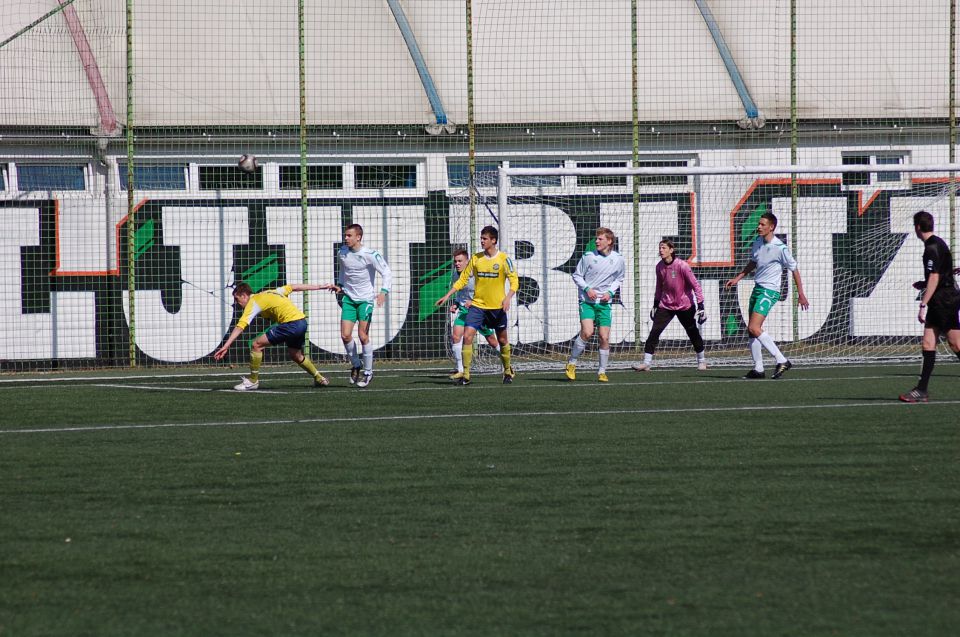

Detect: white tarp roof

[0,0,953,128]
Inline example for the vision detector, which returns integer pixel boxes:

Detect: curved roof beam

[57,0,118,135]
[385,0,449,126]
[693,0,764,129]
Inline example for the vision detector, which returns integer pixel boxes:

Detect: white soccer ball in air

[238,154,259,173]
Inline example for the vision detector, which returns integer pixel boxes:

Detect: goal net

[447,162,960,372]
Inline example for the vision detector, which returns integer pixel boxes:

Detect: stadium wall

[0,136,953,368]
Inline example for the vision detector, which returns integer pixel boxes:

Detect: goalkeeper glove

[695,308,707,325]
[649,304,659,321]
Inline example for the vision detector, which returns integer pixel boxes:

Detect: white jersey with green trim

[572,249,625,304]
[337,245,392,303]
[750,236,797,290]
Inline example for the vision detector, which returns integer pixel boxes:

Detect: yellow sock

[501,343,512,373]
[462,344,473,378]
[298,356,322,380]
[249,350,263,383]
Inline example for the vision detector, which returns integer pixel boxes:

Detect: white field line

[1,399,956,436]
[0,373,925,396]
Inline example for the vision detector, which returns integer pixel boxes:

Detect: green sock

[501,343,512,373]
[249,350,263,383]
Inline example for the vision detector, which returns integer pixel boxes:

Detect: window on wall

[354,164,417,189]
[279,165,343,190]
[17,164,86,191]
[841,152,906,186]
[509,161,562,188]
[447,161,501,189]
[198,165,263,190]
[0,164,6,191]
[634,159,689,187]
[575,161,628,187]
[119,163,188,190]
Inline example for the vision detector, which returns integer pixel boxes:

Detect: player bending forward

[633,239,707,372]
[448,249,501,380]
[566,227,625,382]
[436,225,519,385]
[325,224,392,389]
[214,282,330,391]
[725,212,808,379]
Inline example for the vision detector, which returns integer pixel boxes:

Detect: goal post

[486,162,960,371]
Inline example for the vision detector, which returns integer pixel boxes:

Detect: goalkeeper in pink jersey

[632,239,707,372]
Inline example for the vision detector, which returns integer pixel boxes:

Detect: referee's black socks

[918,350,936,391]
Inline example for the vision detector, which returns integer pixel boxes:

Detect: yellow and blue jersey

[453,250,519,310]
[236,285,305,330]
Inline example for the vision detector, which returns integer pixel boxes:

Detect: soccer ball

[238,154,258,173]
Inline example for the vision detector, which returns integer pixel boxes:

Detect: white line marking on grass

[3,399,958,435]
[92,383,290,395]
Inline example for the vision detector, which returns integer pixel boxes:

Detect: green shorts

[748,286,781,317]
[454,307,494,336]
[341,295,374,323]
[579,301,612,327]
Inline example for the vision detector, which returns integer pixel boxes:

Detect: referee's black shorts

[925,288,960,332]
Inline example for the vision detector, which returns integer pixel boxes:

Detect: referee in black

[900,210,960,402]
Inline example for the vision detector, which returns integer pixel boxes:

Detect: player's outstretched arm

[213,326,245,360]
[289,283,334,293]
[725,261,757,287]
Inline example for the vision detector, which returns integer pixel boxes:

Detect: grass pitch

[1,363,958,636]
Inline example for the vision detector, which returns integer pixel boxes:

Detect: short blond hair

[596,227,615,242]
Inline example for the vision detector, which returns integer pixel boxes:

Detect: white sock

[598,349,609,373]
[749,337,764,371]
[569,336,586,363]
[452,341,464,372]
[757,332,787,364]
[697,351,706,362]
[643,353,653,365]
[494,343,501,352]
[362,343,373,373]
[344,340,360,367]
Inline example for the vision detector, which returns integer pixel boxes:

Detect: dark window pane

[119,164,187,190]
[198,165,263,190]
[841,155,870,186]
[355,165,416,189]
[576,161,627,187]
[279,165,343,190]
[0,165,5,190]
[634,160,688,186]
[447,162,500,188]
[509,161,561,188]
[876,156,902,182]
[18,164,85,191]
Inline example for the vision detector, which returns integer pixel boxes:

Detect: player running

[565,227,625,382]
[448,249,501,380]
[327,224,392,388]
[436,225,519,385]
[213,281,330,391]
[725,212,808,379]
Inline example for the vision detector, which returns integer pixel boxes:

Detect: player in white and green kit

[725,212,808,379]
[328,224,392,388]
[448,249,500,379]
[566,227,625,382]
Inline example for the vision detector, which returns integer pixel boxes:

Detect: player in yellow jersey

[436,226,519,385]
[213,281,333,391]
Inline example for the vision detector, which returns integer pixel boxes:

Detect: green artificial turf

[1,364,958,635]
